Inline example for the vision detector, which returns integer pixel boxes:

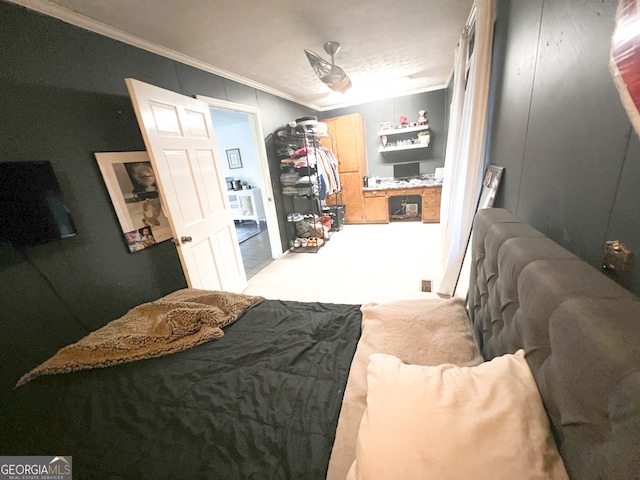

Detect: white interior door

[125,78,246,293]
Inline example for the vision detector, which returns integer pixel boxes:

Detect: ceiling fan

[304,41,352,94]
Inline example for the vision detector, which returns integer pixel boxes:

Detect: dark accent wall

[321,90,448,177]
[488,0,640,296]
[0,1,315,401]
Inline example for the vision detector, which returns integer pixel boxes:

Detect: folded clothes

[277,147,294,159]
[296,174,318,185]
[291,147,309,159]
[293,157,309,169]
[280,172,300,185]
[296,184,319,197]
[292,149,318,166]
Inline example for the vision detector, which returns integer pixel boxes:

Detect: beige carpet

[243,222,460,305]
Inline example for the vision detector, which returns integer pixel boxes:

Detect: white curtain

[438,0,496,296]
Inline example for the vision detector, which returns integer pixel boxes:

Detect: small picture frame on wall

[226,148,242,169]
[478,164,504,209]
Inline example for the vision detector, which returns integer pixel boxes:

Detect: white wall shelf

[378,125,431,151]
[378,143,430,153]
[377,125,430,136]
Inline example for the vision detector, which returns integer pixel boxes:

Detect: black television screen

[393,162,421,179]
[0,161,77,248]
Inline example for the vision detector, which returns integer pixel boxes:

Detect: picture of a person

[126,162,159,201]
[139,226,156,247]
[125,230,144,252]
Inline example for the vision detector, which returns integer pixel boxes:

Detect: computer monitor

[393,162,420,179]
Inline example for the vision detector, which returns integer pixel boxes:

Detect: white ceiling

[11,0,474,111]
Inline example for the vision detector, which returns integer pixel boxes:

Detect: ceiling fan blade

[304,48,351,93]
[322,63,348,85]
[305,49,333,79]
[328,75,352,94]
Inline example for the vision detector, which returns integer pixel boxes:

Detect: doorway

[198,97,283,279]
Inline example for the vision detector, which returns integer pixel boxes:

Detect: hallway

[237,221,273,279]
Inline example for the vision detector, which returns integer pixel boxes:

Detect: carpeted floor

[243,222,466,304]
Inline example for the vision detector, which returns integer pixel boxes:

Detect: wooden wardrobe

[321,113,367,224]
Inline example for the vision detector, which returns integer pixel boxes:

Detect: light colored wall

[210,108,262,189]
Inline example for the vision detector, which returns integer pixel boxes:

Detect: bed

[1,208,639,480]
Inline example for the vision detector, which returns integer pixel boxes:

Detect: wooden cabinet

[228,188,265,222]
[340,173,365,222]
[421,186,441,223]
[363,191,388,223]
[360,186,441,224]
[332,114,366,173]
[322,113,367,224]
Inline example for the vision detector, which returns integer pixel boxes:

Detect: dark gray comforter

[1,299,362,480]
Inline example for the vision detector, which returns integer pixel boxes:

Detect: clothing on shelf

[280,172,299,185]
[280,146,339,201]
[275,123,341,252]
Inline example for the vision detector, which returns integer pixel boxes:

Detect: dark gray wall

[488,0,640,296]
[321,90,448,177]
[0,1,315,401]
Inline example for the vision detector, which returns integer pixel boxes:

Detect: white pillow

[327,298,483,480]
[347,351,569,480]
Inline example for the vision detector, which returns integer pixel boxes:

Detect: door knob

[180,235,193,244]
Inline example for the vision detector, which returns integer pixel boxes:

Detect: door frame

[197,96,283,260]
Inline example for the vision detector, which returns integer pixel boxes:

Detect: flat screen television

[393,162,421,180]
[0,161,77,248]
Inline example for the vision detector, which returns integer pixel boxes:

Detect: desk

[362,185,441,224]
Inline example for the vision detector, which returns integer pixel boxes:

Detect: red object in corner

[320,214,332,230]
[610,0,640,136]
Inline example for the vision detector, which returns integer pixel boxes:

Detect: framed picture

[226,148,242,169]
[478,164,504,209]
[454,164,505,296]
[95,151,173,253]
